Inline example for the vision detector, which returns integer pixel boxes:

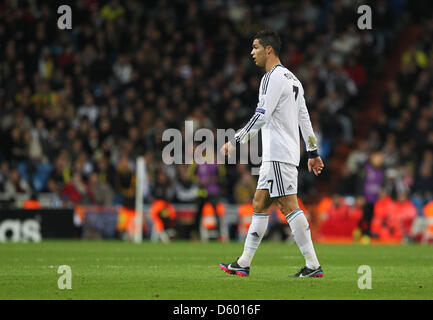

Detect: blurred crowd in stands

[323,14,433,242]
[0,0,432,242]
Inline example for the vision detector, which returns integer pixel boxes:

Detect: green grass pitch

[0,240,432,300]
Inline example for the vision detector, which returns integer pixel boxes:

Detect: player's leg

[237,189,273,266]
[219,162,275,276]
[219,189,273,277]
[275,163,323,277]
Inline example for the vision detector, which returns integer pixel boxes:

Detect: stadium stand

[0,0,432,243]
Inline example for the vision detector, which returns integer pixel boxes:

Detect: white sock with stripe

[237,213,269,268]
[286,209,320,270]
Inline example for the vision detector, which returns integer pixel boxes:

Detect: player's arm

[220,74,283,156]
[298,91,324,176]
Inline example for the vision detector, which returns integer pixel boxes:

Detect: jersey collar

[267,64,283,74]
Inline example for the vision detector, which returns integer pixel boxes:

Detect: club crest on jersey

[284,72,296,81]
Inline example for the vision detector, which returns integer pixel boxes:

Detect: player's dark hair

[253,29,281,56]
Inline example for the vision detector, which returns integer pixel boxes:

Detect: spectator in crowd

[95,156,116,190]
[334,163,358,197]
[174,165,198,204]
[346,141,369,175]
[4,168,31,198]
[49,153,71,188]
[45,177,63,208]
[150,167,175,203]
[413,164,433,202]
[114,154,135,204]
[60,172,93,205]
[8,127,28,163]
[0,161,10,192]
[234,164,256,204]
[88,172,114,205]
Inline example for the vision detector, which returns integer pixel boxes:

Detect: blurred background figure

[88,172,114,205]
[60,172,93,205]
[371,189,417,242]
[319,194,362,240]
[359,151,384,237]
[4,168,31,198]
[234,164,256,204]
[188,148,226,241]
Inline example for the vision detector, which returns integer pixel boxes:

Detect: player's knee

[277,198,299,215]
[252,198,267,213]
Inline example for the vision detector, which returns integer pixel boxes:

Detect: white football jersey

[233,64,318,166]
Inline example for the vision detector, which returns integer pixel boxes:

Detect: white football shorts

[256,161,298,197]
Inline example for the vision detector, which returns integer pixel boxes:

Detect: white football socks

[286,209,320,270]
[237,213,269,268]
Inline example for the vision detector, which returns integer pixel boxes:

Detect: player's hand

[220,141,235,158]
[308,156,324,176]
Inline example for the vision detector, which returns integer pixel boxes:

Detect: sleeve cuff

[307,150,319,158]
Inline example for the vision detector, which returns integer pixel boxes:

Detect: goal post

[133,156,147,243]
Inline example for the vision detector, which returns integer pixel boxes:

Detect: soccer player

[219,30,324,278]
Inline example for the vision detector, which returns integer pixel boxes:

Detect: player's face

[251,39,266,67]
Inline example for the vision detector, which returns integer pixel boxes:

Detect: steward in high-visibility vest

[23,193,42,209]
[149,200,176,232]
[423,201,433,241]
[117,204,148,237]
[23,199,42,209]
[237,203,254,237]
[201,202,225,230]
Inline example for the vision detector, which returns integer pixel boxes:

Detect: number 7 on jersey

[293,85,299,101]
